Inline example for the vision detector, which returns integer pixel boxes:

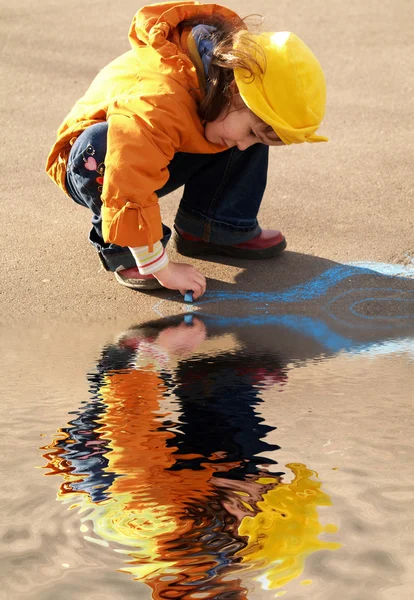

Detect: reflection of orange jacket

[100,369,217,518]
[89,367,243,592]
[46,1,240,248]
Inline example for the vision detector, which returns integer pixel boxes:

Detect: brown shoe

[173,226,287,259]
[114,267,163,290]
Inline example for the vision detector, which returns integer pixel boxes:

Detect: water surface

[1,303,413,599]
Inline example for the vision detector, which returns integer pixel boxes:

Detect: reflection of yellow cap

[236,463,340,590]
[234,32,328,145]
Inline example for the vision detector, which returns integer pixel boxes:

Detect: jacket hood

[128,1,240,55]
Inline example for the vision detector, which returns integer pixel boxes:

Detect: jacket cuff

[101,202,163,249]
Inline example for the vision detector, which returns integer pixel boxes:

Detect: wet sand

[1,316,413,599]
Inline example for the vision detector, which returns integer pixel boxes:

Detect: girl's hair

[180,14,265,122]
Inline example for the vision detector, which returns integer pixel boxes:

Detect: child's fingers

[194,274,207,297]
[155,262,206,298]
[181,280,206,300]
[181,278,206,301]
[194,275,207,298]
[187,282,203,300]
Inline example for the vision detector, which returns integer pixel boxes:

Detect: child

[46,1,328,300]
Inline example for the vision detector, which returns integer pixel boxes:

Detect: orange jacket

[46,2,241,249]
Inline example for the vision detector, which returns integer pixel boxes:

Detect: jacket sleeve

[102,96,188,249]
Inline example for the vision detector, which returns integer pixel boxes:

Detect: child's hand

[154,261,206,299]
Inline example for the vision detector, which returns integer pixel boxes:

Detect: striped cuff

[129,241,169,275]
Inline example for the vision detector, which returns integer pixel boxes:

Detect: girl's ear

[229,80,239,94]
[230,83,247,110]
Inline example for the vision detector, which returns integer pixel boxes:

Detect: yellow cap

[234,32,328,144]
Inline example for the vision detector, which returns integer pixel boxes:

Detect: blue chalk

[184,291,194,303]
[184,314,194,325]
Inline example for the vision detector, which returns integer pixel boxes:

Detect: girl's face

[205,85,284,150]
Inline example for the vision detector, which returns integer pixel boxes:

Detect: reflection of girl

[42,317,339,599]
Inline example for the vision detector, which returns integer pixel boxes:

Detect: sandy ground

[0,0,413,325]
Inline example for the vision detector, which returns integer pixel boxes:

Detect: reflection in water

[42,316,340,598]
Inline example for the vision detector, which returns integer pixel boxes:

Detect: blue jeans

[65,122,269,271]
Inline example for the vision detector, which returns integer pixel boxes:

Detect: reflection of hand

[156,317,207,356]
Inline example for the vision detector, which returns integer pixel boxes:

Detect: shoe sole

[174,232,287,259]
[114,272,163,290]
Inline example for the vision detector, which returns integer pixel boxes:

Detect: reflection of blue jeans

[169,353,282,480]
[65,122,269,271]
